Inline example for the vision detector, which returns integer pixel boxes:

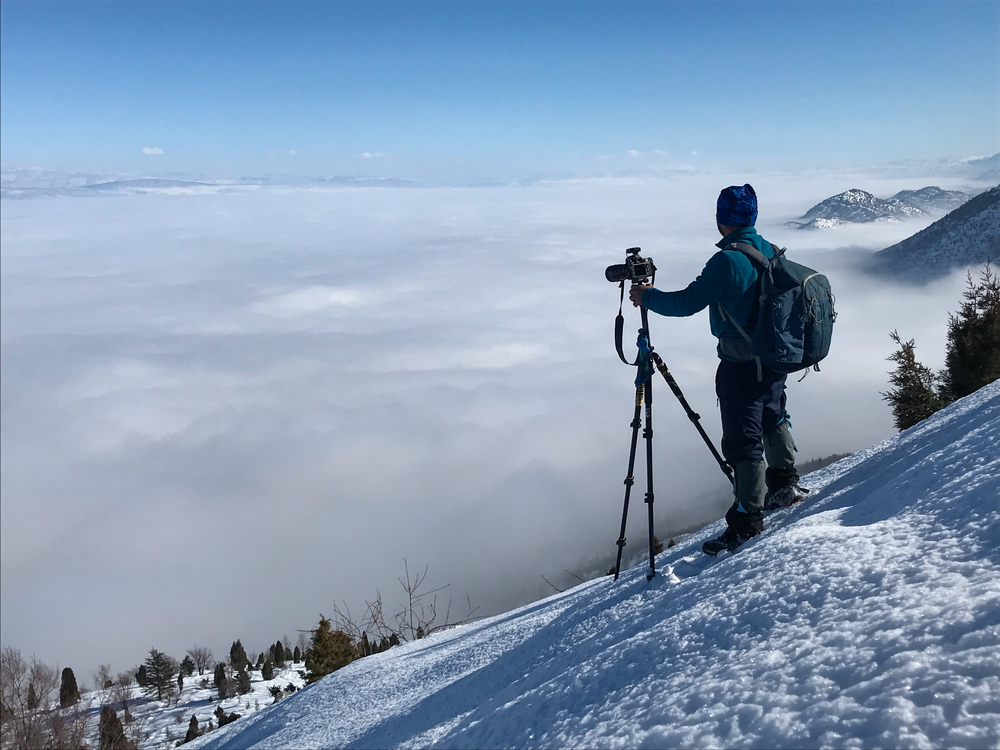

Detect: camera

[605,247,656,285]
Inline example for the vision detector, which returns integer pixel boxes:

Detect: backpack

[718,241,836,377]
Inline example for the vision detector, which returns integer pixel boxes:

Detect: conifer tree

[142,649,176,702]
[229,641,249,673]
[262,660,274,681]
[273,641,285,667]
[236,669,251,695]
[293,646,301,664]
[941,263,1000,401]
[184,715,200,744]
[98,705,133,750]
[213,663,230,700]
[179,655,196,678]
[882,331,947,430]
[304,616,356,684]
[135,664,148,687]
[59,667,80,708]
[27,682,39,711]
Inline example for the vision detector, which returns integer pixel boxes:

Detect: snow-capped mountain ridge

[190,381,1000,750]
[788,185,969,229]
[891,185,969,213]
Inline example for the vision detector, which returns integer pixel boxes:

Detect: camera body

[606,247,656,285]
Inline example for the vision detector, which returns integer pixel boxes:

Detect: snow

[189,380,1000,750]
[73,665,306,749]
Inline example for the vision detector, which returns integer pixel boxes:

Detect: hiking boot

[702,504,763,556]
[763,484,809,511]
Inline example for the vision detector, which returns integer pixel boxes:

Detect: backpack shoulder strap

[726,240,771,267]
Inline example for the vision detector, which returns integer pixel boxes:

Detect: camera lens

[606,264,630,283]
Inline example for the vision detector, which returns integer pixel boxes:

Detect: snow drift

[193,381,1000,749]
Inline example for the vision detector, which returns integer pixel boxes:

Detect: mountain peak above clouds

[788,186,969,229]
[868,185,1000,281]
[890,185,969,213]
[190,381,1000,750]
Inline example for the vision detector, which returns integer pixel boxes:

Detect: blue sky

[1,0,998,176]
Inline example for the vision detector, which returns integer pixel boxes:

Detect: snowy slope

[192,382,1000,750]
[869,185,1000,281]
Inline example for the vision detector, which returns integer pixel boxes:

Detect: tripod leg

[613,385,644,581]
[643,376,656,581]
[651,352,734,487]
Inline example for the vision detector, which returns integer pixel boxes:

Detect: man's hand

[629,284,651,308]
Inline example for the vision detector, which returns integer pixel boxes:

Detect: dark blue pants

[715,359,788,467]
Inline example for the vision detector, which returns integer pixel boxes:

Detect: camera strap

[615,281,638,365]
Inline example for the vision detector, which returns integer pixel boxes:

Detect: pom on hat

[717,184,758,228]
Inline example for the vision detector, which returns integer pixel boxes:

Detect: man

[628,184,804,555]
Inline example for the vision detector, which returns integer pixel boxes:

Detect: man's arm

[629,251,739,316]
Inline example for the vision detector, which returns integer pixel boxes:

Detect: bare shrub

[330,559,478,648]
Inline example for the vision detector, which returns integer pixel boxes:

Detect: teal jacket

[640,226,774,360]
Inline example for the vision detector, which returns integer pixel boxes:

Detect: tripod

[612,289,735,582]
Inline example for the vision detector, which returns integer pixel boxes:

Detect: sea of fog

[0,171,976,679]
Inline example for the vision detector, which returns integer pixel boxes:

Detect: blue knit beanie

[717,184,758,227]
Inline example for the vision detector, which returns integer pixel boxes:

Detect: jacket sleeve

[640,252,738,318]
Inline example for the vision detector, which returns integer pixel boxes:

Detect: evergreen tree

[255,652,264,669]
[98,705,133,750]
[229,640,249,672]
[27,682,39,711]
[304,616,356,684]
[292,646,301,664]
[273,641,285,667]
[59,667,80,708]
[179,655,196,677]
[135,664,148,687]
[177,670,184,693]
[213,663,230,700]
[942,263,1000,401]
[882,331,947,430]
[184,715,200,744]
[262,660,274,681]
[142,649,176,702]
[236,669,251,695]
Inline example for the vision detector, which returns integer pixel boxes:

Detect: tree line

[883,263,1000,430]
[1,561,474,749]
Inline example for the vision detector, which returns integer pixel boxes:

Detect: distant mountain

[0,172,419,199]
[866,185,1000,281]
[864,153,1000,182]
[787,189,923,229]
[976,166,1000,183]
[968,153,1000,182]
[83,178,210,191]
[890,186,969,214]
[788,186,968,229]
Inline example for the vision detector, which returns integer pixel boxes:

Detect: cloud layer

[0,170,977,677]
